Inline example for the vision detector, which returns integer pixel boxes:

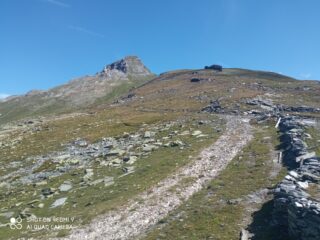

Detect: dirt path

[63,116,253,240]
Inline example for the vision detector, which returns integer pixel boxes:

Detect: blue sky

[1,0,320,97]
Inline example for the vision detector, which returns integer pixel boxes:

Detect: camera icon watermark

[9,216,23,230]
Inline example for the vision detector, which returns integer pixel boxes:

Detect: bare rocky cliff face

[0,56,155,123]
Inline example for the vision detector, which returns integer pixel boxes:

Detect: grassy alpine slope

[0,65,320,239]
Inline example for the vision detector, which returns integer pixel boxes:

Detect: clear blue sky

[1,0,320,97]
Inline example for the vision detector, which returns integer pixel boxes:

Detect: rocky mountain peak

[101,56,152,76]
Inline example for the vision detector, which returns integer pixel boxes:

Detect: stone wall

[273,116,320,240]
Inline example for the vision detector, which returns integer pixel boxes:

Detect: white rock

[289,171,299,179]
[285,175,294,181]
[296,152,316,162]
[297,181,309,189]
[59,183,72,192]
[50,197,67,208]
[191,130,202,136]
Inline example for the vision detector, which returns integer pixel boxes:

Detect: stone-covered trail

[63,116,253,240]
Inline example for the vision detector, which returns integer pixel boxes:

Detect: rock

[297,181,309,189]
[294,201,303,208]
[179,130,190,136]
[201,100,224,113]
[59,182,72,192]
[111,158,123,164]
[296,152,316,163]
[196,134,208,138]
[74,139,88,147]
[68,158,80,165]
[154,141,163,146]
[240,228,250,240]
[27,199,40,205]
[285,175,295,181]
[301,172,320,183]
[55,154,71,162]
[125,156,138,165]
[50,197,67,208]
[38,203,45,208]
[245,98,274,108]
[41,188,56,197]
[283,106,320,113]
[170,140,184,147]
[142,144,156,152]
[289,171,299,179]
[227,198,242,205]
[19,208,32,218]
[144,131,152,138]
[101,56,152,76]
[34,180,48,187]
[122,166,135,174]
[304,133,312,139]
[89,178,104,186]
[123,132,130,138]
[85,169,94,175]
[106,149,125,156]
[82,169,94,182]
[191,130,202,136]
[191,78,201,82]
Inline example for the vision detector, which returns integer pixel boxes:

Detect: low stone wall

[273,116,320,240]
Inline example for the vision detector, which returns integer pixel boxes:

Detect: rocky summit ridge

[101,56,152,76]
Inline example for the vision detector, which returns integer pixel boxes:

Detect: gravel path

[63,116,253,240]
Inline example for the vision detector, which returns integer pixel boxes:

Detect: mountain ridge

[0,56,155,124]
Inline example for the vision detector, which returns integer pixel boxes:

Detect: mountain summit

[0,56,155,124]
[101,56,152,76]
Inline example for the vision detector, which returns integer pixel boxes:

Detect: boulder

[191,130,202,136]
[41,188,56,197]
[202,100,223,113]
[50,197,67,208]
[59,182,72,192]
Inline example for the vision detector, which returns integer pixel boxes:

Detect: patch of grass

[305,123,320,156]
[306,183,320,200]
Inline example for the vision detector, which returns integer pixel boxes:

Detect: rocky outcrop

[281,106,320,113]
[244,97,320,114]
[202,99,224,113]
[101,56,152,76]
[273,116,320,240]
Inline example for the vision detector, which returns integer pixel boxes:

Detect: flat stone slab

[50,197,67,208]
